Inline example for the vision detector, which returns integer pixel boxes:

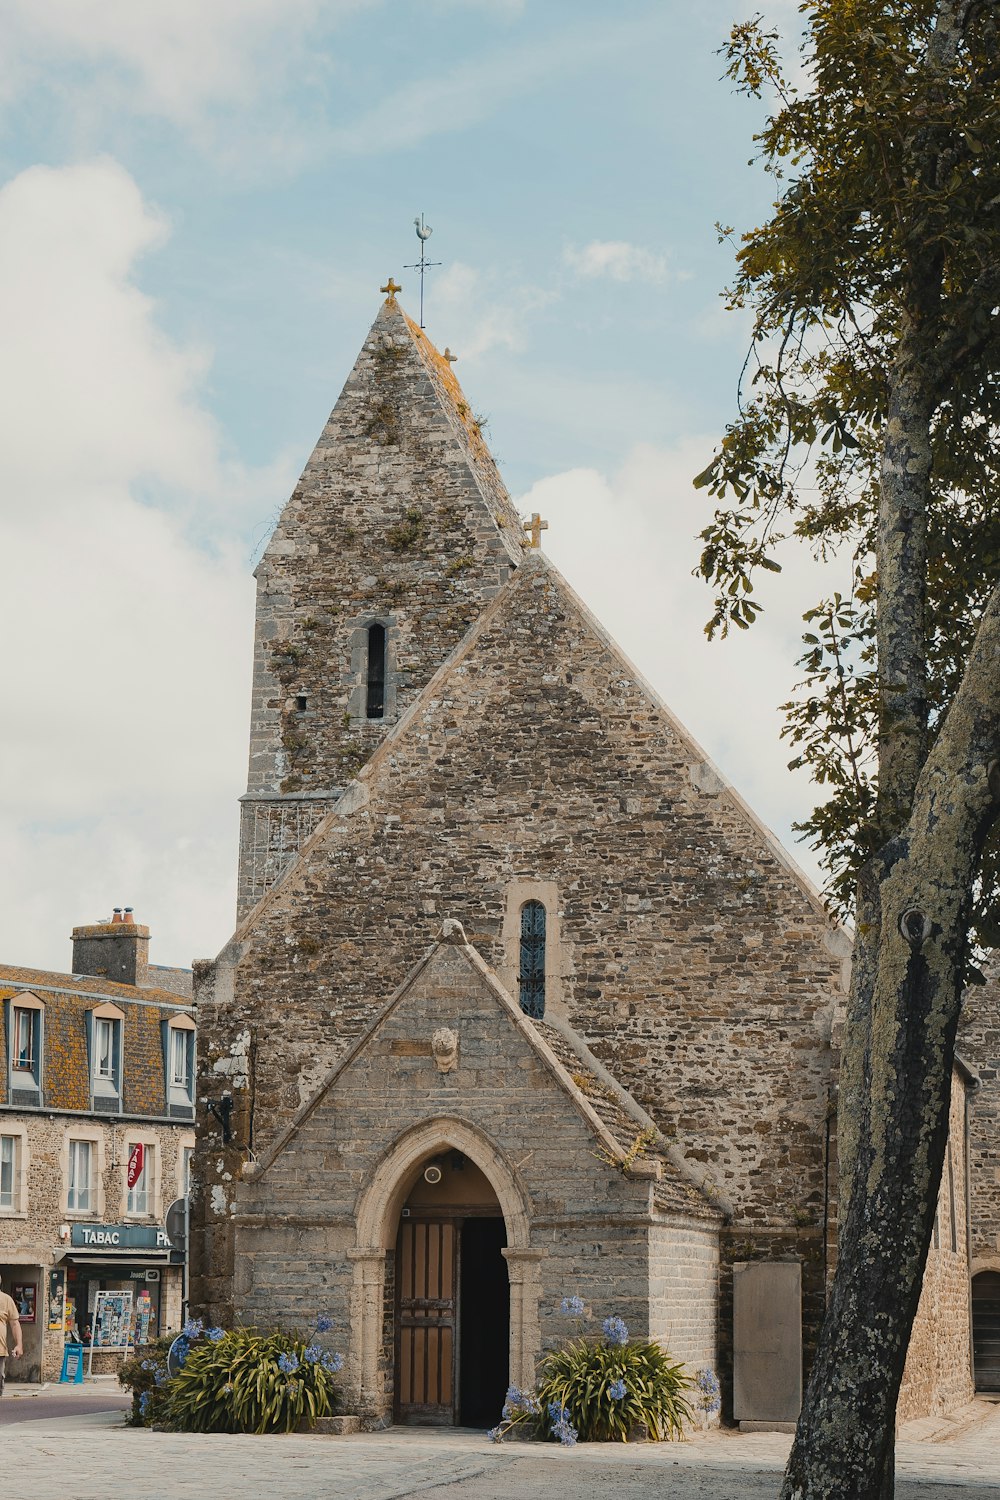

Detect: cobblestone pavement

[1,1391,999,1500]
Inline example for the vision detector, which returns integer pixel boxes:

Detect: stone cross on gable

[524,513,548,548]
[443,348,458,364]
[381,277,403,298]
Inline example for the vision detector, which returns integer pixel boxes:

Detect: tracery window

[367,623,386,719]
[518,900,546,1018]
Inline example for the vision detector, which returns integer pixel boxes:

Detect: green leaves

[695,0,1000,931]
[162,1328,338,1435]
[536,1336,692,1443]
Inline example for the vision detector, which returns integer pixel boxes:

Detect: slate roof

[0,962,193,1011]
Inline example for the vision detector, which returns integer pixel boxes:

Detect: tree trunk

[781,582,1000,1498]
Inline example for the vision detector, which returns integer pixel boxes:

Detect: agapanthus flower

[487,1425,505,1443]
[278,1351,300,1374]
[602,1315,629,1346]
[560,1295,585,1317]
[303,1343,323,1363]
[138,1391,150,1415]
[154,1368,168,1387]
[548,1401,571,1424]
[140,1359,151,1371]
[314,1314,334,1333]
[321,1351,344,1373]
[608,1379,627,1400]
[181,1317,203,1339]
[695,1367,721,1413]
[206,1326,225,1343]
[552,1415,578,1447]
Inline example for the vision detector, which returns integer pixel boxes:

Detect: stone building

[190,287,976,1427]
[0,911,195,1380]
[960,965,1000,1392]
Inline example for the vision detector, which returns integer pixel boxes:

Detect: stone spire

[237,295,527,917]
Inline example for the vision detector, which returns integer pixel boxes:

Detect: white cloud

[431,261,551,361]
[0,160,272,971]
[519,441,850,892]
[564,240,684,285]
[0,0,347,131]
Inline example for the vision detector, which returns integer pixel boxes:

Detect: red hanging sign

[126,1143,144,1189]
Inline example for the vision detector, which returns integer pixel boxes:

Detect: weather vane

[405,214,441,330]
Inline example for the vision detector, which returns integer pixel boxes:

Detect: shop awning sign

[70,1223,172,1251]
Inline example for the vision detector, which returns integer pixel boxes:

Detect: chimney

[72,908,150,987]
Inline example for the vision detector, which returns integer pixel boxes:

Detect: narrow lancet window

[519,900,546,1018]
[366,623,386,719]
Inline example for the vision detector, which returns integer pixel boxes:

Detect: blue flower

[608,1379,627,1400]
[278,1351,300,1374]
[695,1367,721,1414]
[140,1359,151,1371]
[321,1351,343,1373]
[206,1326,225,1343]
[181,1317,203,1339]
[602,1315,629,1346]
[138,1391,150,1415]
[487,1425,505,1443]
[303,1343,322,1363]
[154,1369,168,1387]
[314,1314,334,1333]
[548,1401,571,1424]
[560,1295,585,1317]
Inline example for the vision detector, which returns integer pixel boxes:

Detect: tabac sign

[70,1223,173,1251]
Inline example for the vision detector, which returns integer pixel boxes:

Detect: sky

[0,0,841,974]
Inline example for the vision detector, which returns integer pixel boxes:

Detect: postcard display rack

[87,1289,134,1375]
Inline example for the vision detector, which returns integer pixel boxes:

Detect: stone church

[190,286,976,1428]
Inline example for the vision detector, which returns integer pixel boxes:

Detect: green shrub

[165,1325,341,1435]
[488,1305,693,1445]
[118,1336,174,1427]
[537,1333,693,1442]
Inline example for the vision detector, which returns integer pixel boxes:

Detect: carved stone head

[432,1026,459,1073]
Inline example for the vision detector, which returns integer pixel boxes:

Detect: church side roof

[533,1018,728,1221]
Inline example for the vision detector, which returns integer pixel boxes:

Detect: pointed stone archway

[348,1117,541,1421]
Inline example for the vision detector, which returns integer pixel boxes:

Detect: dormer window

[367,623,386,719]
[87,1002,125,1112]
[162,1014,196,1118]
[5,993,44,1105]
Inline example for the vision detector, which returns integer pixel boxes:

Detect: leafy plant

[118,1335,174,1427]
[166,1324,342,1434]
[537,1330,692,1443]
[488,1301,692,1445]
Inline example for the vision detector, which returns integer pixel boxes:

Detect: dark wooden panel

[396,1218,456,1423]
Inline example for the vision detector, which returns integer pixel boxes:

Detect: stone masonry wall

[237,298,526,915]
[226,943,690,1407]
[202,558,843,1242]
[959,965,1000,1266]
[648,1221,718,1372]
[897,1071,975,1421]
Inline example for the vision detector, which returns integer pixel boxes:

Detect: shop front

[61,1222,184,1370]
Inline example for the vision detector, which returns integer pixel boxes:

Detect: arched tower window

[366,623,386,720]
[518,900,546,1018]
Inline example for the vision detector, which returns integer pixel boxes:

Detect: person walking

[0,1275,23,1395]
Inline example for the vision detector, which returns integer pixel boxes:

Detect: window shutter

[160,1020,171,1110]
[84,1009,95,1103]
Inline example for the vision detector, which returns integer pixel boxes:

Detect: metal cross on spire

[404,214,441,329]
